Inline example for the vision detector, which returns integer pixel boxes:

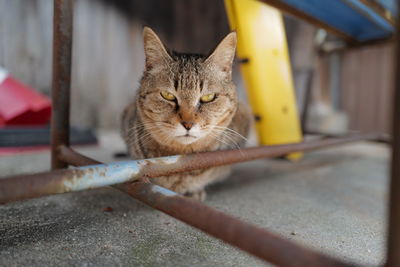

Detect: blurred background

[0,0,394,135]
[0,1,395,266]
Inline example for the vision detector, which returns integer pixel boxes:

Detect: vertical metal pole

[50,0,73,170]
[386,5,400,265]
[301,69,314,134]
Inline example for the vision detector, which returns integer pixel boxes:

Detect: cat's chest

[138,137,221,158]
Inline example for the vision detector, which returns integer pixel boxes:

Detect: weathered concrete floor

[0,133,389,266]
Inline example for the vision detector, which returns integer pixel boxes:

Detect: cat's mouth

[177,134,197,138]
[176,134,199,144]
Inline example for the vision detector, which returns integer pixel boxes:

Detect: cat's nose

[181,121,194,130]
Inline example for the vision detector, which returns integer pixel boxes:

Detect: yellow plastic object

[225,0,303,159]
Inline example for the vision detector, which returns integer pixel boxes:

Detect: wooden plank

[340,42,394,134]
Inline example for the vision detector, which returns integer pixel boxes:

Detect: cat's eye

[200,93,216,103]
[160,91,176,101]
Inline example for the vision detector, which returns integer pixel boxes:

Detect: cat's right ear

[143,27,171,71]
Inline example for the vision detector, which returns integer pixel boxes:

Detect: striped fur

[121,27,252,200]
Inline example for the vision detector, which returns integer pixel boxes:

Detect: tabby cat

[122,27,252,201]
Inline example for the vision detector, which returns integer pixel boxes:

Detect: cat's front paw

[184,190,207,202]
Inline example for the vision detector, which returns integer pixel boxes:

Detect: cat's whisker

[136,128,162,147]
[208,128,246,157]
[127,125,158,137]
[208,131,234,150]
[207,127,245,144]
[128,123,162,138]
[208,128,240,150]
[209,125,248,141]
[127,121,159,130]
[208,127,248,143]
[218,131,246,157]
[219,131,241,150]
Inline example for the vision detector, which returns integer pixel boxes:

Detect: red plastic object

[0,67,51,126]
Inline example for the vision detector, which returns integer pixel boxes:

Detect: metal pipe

[126,182,353,267]
[50,0,74,170]
[61,148,354,267]
[0,133,380,204]
[58,145,100,165]
[305,131,391,144]
[301,70,314,134]
[386,6,400,265]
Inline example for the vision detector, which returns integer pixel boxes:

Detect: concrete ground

[0,132,389,266]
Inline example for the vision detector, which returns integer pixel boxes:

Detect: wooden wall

[340,42,394,134]
[0,0,230,129]
[0,0,53,94]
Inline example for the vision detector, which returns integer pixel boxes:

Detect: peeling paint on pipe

[0,155,180,204]
[60,149,355,267]
[62,156,181,191]
[0,133,382,204]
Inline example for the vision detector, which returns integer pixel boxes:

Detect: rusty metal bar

[305,130,391,144]
[58,145,101,165]
[61,148,354,267]
[0,133,380,204]
[0,134,382,203]
[50,0,73,170]
[300,69,314,134]
[386,5,400,266]
[127,182,354,267]
[0,134,379,203]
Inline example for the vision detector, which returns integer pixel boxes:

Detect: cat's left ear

[205,32,237,78]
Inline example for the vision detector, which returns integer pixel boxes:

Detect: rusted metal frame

[300,69,314,134]
[57,147,354,267]
[259,0,358,44]
[0,133,381,205]
[28,0,377,266]
[127,182,355,267]
[50,0,74,170]
[304,130,391,144]
[385,9,400,266]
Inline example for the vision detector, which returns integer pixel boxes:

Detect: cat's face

[137,27,237,146]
